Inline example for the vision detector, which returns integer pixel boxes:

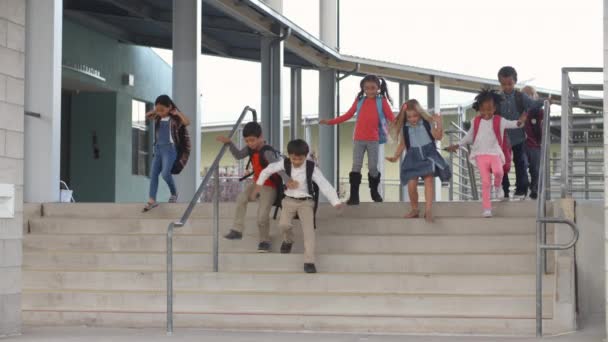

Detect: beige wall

[0,0,25,336]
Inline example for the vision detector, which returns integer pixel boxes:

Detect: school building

[0,0,605,340]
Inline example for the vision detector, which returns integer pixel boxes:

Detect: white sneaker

[482,209,493,218]
[492,187,504,201]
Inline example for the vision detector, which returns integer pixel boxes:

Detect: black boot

[346,172,362,206]
[369,172,383,203]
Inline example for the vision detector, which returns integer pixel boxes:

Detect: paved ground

[3,324,605,342]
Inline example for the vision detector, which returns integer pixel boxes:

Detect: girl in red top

[320,75,395,205]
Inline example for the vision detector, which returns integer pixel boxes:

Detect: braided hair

[472,88,503,113]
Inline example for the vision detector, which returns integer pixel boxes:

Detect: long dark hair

[154,94,179,111]
[357,75,392,104]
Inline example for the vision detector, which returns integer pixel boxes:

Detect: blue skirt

[401,143,451,183]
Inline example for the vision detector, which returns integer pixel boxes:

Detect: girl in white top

[447,89,526,218]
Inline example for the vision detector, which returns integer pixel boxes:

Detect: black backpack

[282,159,321,229]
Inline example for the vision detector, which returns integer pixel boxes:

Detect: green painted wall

[69,92,117,202]
[63,19,172,202]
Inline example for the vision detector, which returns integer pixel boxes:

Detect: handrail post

[165,106,257,335]
[536,100,551,337]
[535,100,580,337]
[166,222,174,335]
[213,167,220,272]
[448,133,454,201]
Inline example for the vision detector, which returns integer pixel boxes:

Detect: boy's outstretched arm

[311,167,343,208]
[216,136,249,160]
[263,150,290,183]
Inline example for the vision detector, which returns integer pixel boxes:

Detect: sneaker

[280,241,293,254]
[529,192,538,200]
[257,241,271,253]
[304,263,317,273]
[482,209,493,218]
[223,230,243,240]
[169,194,178,203]
[513,191,528,201]
[492,187,504,201]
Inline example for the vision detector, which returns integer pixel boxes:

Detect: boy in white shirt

[252,139,344,273]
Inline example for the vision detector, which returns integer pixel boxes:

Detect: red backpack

[473,115,512,174]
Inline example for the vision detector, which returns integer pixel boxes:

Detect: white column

[318,0,338,187]
[172,0,202,202]
[427,77,442,201]
[260,0,283,151]
[603,0,608,335]
[290,68,302,140]
[24,0,62,203]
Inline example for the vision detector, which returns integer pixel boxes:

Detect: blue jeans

[502,142,529,196]
[526,147,541,194]
[149,144,177,200]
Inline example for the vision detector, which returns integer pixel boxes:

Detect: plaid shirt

[155,117,191,168]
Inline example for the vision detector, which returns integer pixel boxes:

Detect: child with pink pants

[447,89,526,217]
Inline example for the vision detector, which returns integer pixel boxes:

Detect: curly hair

[472,88,503,112]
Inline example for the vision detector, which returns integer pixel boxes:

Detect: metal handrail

[535,100,580,337]
[445,129,479,201]
[166,106,257,335]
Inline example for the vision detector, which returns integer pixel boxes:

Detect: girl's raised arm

[172,109,191,126]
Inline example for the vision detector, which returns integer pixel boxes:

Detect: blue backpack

[354,96,389,144]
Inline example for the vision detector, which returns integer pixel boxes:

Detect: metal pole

[213,167,220,272]
[290,68,302,140]
[448,133,454,201]
[536,100,551,337]
[584,132,589,199]
[166,223,174,335]
[561,69,570,198]
[399,82,409,202]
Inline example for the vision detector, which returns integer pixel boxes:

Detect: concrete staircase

[21,202,576,336]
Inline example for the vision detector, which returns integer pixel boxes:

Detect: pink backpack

[473,115,512,174]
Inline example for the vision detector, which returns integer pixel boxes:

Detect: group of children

[143,66,545,273]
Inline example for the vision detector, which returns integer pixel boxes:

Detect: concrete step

[21,310,558,335]
[40,201,540,219]
[23,270,555,295]
[23,233,540,254]
[28,217,541,236]
[23,251,539,274]
[21,290,553,318]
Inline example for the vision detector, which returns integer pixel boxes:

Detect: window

[132,99,152,176]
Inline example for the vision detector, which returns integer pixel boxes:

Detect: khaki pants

[233,183,276,243]
[279,197,316,263]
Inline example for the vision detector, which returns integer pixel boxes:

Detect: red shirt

[326,97,395,141]
[524,108,544,149]
[251,152,277,188]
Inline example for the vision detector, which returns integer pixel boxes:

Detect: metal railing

[166,106,257,335]
[550,127,604,199]
[561,67,604,198]
[445,124,479,201]
[535,100,580,337]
